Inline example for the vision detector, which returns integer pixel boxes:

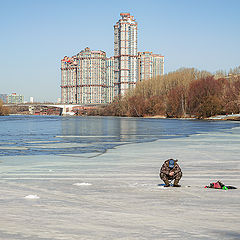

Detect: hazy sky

[1,0,240,102]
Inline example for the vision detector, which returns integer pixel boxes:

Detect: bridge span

[4,103,102,116]
[47,104,83,116]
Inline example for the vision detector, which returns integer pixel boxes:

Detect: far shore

[2,113,240,121]
[144,113,240,121]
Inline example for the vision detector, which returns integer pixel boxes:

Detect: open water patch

[0,116,239,157]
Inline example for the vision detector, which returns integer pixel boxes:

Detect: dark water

[0,115,238,157]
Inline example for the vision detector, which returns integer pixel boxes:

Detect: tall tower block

[114,13,138,96]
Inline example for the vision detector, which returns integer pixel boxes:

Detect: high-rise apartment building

[77,48,106,105]
[114,13,138,96]
[61,56,78,104]
[138,52,164,81]
[61,48,107,105]
[106,57,115,103]
[61,13,165,105]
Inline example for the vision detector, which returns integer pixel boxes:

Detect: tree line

[0,100,9,116]
[91,67,240,119]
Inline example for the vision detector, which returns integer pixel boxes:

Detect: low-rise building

[0,94,8,103]
[7,93,24,104]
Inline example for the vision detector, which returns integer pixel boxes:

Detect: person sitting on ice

[159,159,182,187]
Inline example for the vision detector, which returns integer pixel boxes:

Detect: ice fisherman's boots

[164,179,170,187]
[173,179,181,187]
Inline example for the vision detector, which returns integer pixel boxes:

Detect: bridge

[47,104,83,116]
[4,103,101,116]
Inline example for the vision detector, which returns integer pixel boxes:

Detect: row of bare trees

[92,67,240,119]
[0,100,9,116]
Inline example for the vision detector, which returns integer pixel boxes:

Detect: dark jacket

[160,159,182,177]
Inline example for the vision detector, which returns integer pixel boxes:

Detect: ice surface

[55,135,117,138]
[24,195,40,199]
[0,146,29,150]
[0,127,240,239]
[73,182,92,186]
[27,142,92,148]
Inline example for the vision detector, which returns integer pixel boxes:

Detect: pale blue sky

[0,0,240,102]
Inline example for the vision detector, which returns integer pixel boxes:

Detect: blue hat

[169,159,175,168]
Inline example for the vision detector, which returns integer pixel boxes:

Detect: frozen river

[0,116,239,239]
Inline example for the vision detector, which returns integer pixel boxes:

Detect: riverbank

[208,113,240,121]
[144,113,240,121]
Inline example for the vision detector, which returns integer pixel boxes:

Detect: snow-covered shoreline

[208,113,240,120]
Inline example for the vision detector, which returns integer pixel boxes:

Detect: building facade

[106,57,115,103]
[114,13,138,96]
[7,93,24,104]
[61,48,107,105]
[138,52,164,81]
[60,13,165,105]
[61,56,78,104]
[77,48,106,105]
[0,94,8,103]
